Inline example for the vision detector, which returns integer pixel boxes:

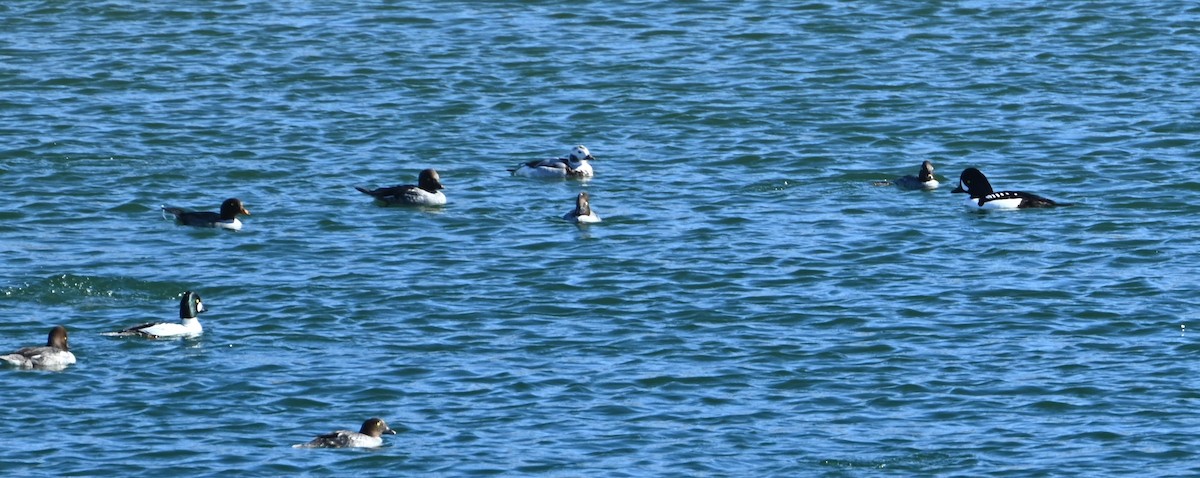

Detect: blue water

[2,1,1200,476]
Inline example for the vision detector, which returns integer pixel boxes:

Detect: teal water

[2,1,1200,476]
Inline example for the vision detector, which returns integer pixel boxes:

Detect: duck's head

[569,145,593,163]
[359,418,398,437]
[574,191,592,216]
[179,291,205,319]
[47,325,70,351]
[919,161,935,182]
[219,198,250,220]
[951,167,994,197]
[418,169,444,192]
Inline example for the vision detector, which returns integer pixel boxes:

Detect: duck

[510,145,595,178]
[951,167,1068,209]
[1,325,76,371]
[887,160,939,190]
[103,291,205,339]
[355,169,446,206]
[162,198,250,231]
[292,418,397,448]
[563,191,601,224]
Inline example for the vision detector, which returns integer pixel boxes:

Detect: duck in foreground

[510,145,595,178]
[355,169,446,206]
[162,198,250,231]
[293,418,397,449]
[103,291,205,339]
[563,191,601,224]
[1,325,76,371]
[951,167,1068,210]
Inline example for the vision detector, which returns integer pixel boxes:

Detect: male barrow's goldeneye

[292,418,397,448]
[510,145,595,178]
[1,325,76,371]
[355,169,446,206]
[162,198,250,231]
[875,160,939,190]
[563,191,601,224]
[951,167,1069,210]
[103,291,205,339]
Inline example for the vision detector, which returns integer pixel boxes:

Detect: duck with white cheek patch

[511,145,596,179]
[951,167,1069,210]
[103,291,206,339]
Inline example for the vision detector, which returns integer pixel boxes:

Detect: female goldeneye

[162,198,250,231]
[1,325,76,371]
[563,191,601,224]
[510,145,595,178]
[872,161,938,190]
[895,161,939,190]
[103,291,205,339]
[355,169,446,206]
[951,167,1067,209]
[293,418,397,448]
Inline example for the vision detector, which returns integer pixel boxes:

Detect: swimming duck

[510,145,595,178]
[292,418,397,448]
[893,161,939,190]
[103,291,205,339]
[355,169,446,206]
[951,167,1068,210]
[563,191,601,224]
[1,325,76,371]
[162,198,250,231]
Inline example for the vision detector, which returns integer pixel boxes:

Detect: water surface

[2,1,1199,476]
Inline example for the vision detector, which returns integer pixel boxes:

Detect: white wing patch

[979,192,1025,210]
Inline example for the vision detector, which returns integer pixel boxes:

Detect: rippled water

[3,1,1200,476]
